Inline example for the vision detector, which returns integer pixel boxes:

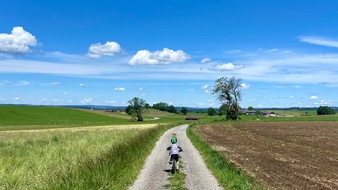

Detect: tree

[128,97,146,121]
[207,107,217,116]
[317,106,336,115]
[152,102,169,111]
[145,103,151,109]
[181,107,189,115]
[168,105,177,113]
[219,104,227,116]
[248,106,254,110]
[212,76,243,120]
[125,105,133,115]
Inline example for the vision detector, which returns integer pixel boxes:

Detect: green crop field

[0,105,136,130]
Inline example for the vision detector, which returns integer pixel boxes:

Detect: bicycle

[171,158,178,174]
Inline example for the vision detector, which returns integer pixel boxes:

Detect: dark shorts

[170,154,179,162]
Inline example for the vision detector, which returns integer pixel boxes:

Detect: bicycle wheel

[172,160,176,174]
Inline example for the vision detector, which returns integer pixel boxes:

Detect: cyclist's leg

[174,154,179,170]
[169,154,173,164]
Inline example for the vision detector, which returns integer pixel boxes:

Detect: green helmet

[171,137,177,144]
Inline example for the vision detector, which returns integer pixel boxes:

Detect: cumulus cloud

[299,36,338,48]
[0,26,37,53]
[87,41,121,58]
[128,48,190,65]
[80,97,93,103]
[240,83,250,89]
[201,84,209,89]
[114,87,125,91]
[201,84,211,93]
[310,96,318,99]
[106,100,117,104]
[201,58,211,63]
[210,63,245,71]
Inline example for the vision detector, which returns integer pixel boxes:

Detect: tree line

[125,76,335,122]
[125,98,189,121]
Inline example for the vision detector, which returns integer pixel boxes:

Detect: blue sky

[1,0,338,108]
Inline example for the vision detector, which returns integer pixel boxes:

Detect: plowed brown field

[195,121,338,190]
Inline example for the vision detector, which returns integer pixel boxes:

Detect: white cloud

[80,97,93,103]
[51,82,60,85]
[0,80,30,86]
[201,84,210,93]
[299,36,338,48]
[79,84,85,87]
[292,85,302,88]
[201,84,209,89]
[0,26,37,53]
[139,88,143,91]
[272,85,286,88]
[87,41,121,58]
[114,87,125,91]
[310,96,318,99]
[240,83,250,89]
[201,58,211,63]
[210,63,245,71]
[106,100,117,104]
[128,48,190,65]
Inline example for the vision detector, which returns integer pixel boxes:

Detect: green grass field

[0,105,177,189]
[0,129,140,189]
[0,105,132,130]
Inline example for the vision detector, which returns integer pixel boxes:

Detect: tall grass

[44,124,174,190]
[187,124,263,190]
[0,129,142,189]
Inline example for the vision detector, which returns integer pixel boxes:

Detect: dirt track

[129,124,223,190]
[195,121,338,190]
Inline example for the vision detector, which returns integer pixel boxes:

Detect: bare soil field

[195,121,338,190]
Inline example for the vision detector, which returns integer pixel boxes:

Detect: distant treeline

[1,104,337,112]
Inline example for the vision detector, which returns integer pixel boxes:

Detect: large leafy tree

[207,107,217,116]
[212,76,242,120]
[181,107,189,115]
[128,97,146,121]
[317,106,336,115]
[152,102,169,111]
[167,105,177,113]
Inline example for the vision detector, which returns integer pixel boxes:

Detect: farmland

[194,121,338,189]
[0,105,176,189]
[1,105,338,189]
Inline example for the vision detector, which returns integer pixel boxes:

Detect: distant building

[185,116,200,120]
[240,109,257,115]
[261,112,277,117]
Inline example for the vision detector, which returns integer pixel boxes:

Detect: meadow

[0,105,176,189]
[0,129,141,189]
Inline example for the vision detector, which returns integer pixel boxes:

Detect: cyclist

[167,136,183,170]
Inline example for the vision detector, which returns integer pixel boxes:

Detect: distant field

[0,105,136,130]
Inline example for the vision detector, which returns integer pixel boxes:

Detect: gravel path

[129,124,223,190]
